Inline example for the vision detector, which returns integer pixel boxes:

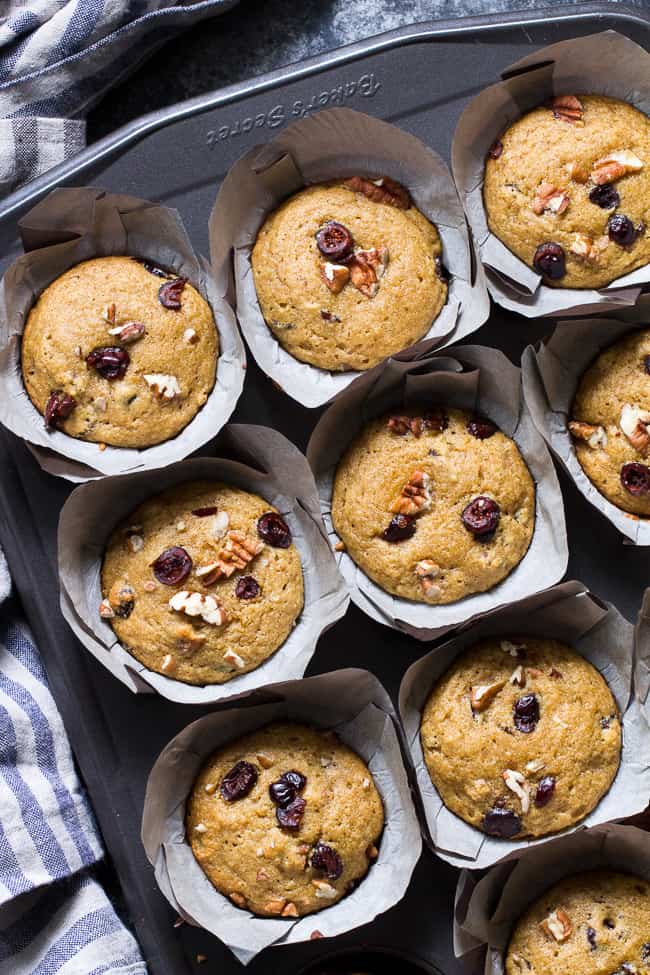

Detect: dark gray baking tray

[0,5,649,974]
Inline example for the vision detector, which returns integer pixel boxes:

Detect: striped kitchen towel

[0,0,239,196]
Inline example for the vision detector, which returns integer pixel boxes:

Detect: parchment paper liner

[209,106,490,408]
[57,424,349,704]
[141,668,422,965]
[451,30,650,318]
[454,823,650,973]
[521,318,650,544]
[0,187,246,482]
[306,343,568,640]
[399,580,650,870]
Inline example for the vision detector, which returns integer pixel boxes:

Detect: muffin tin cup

[307,343,568,641]
[209,106,490,408]
[454,823,650,974]
[521,318,650,544]
[451,30,650,318]
[57,423,349,704]
[141,668,422,964]
[0,187,246,481]
[399,580,650,870]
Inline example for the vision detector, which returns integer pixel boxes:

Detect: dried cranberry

[257,511,292,548]
[588,183,620,209]
[481,807,522,838]
[604,918,615,929]
[235,576,260,600]
[608,213,638,247]
[487,139,503,160]
[534,776,556,807]
[191,506,219,517]
[316,221,353,261]
[513,693,540,733]
[320,309,341,323]
[281,770,306,792]
[587,926,597,949]
[467,415,497,439]
[158,277,187,310]
[644,355,650,375]
[533,242,566,280]
[434,256,449,283]
[86,346,130,380]
[621,462,650,496]
[642,943,650,962]
[152,546,192,585]
[276,796,306,830]
[461,496,500,538]
[423,408,448,431]
[220,760,258,801]
[44,390,76,430]
[310,841,343,880]
[269,779,295,807]
[136,258,170,278]
[382,513,416,543]
[600,714,614,729]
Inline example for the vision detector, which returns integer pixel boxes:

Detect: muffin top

[420,636,621,840]
[251,178,447,372]
[100,480,303,685]
[484,94,650,289]
[21,256,218,448]
[505,871,650,975]
[569,328,650,517]
[186,722,384,918]
[331,407,535,604]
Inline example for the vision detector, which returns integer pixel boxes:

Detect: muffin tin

[0,4,649,975]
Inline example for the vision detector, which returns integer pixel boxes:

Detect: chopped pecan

[124,529,144,553]
[525,758,545,774]
[99,599,114,619]
[568,420,608,449]
[414,559,441,599]
[281,902,299,918]
[390,470,432,516]
[591,149,643,185]
[532,183,570,216]
[510,665,526,687]
[256,752,275,769]
[550,94,583,124]
[143,373,181,400]
[183,327,199,344]
[540,908,573,942]
[348,246,389,298]
[168,591,227,626]
[500,640,526,657]
[224,648,245,669]
[175,626,206,655]
[620,404,650,456]
[108,320,145,344]
[502,768,530,814]
[566,161,589,184]
[312,880,338,899]
[320,261,350,294]
[161,654,176,674]
[197,530,264,583]
[344,175,411,209]
[470,680,506,712]
[569,232,609,263]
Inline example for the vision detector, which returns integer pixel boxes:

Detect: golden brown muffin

[331,407,535,604]
[22,256,218,447]
[251,177,447,372]
[505,871,650,975]
[568,328,650,517]
[100,481,303,685]
[420,636,621,840]
[186,722,384,917]
[484,94,650,289]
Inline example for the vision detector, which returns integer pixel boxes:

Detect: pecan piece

[591,149,643,185]
[620,404,650,456]
[348,246,389,298]
[108,320,145,344]
[390,470,432,516]
[143,373,181,399]
[197,530,264,584]
[569,233,609,263]
[502,768,530,814]
[568,420,608,449]
[539,908,573,942]
[344,175,411,209]
[550,94,583,124]
[470,680,506,712]
[168,591,228,626]
[414,559,441,600]
[320,261,350,294]
[532,183,570,216]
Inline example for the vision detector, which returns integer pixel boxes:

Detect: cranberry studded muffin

[420,637,621,840]
[21,256,218,447]
[251,177,448,372]
[484,94,650,289]
[331,407,535,604]
[100,481,303,685]
[186,722,384,917]
[568,329,650,517]
[505,871,650,975]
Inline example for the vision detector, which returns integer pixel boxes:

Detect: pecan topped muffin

[251,177,447,372]
[484,94,650,288]
[568,328,650,517]
[186,722,384,917]
[100,480,303,685]
[505,871,650,975]
[420,637,621,840]
[331,407,535,604]
[21,256,218,447]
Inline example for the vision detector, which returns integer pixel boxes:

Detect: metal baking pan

[0,4,649,973]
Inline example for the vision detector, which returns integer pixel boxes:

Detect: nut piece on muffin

[420,637,621,840]
[484,94,650,289]
[331,407,535,604]
[100,480,303,685]
[21,256,218,448]
[251,176,448,372]
[186,722,384,917]
[568,328,650,517]
[505,871,650,975]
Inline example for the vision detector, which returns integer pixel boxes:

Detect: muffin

[251,177,447,372]
[186,722,384,917]
[505,870,650,975]
[22,256,218,448]
[100,480,303,685]
[484,94,650,289]
[568,328,650,517]
[331,407,535,604]
[420,636,621,840]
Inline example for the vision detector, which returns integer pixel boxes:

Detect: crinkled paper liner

[209,106,490,408]
[57,424,349,704]
[306,343,568,641]
[454,822,650,973]
[399,580,650,870]
[522,318,650,544]
[141,668,422,965]
[0,187,246,482]
[451,30,650,318]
